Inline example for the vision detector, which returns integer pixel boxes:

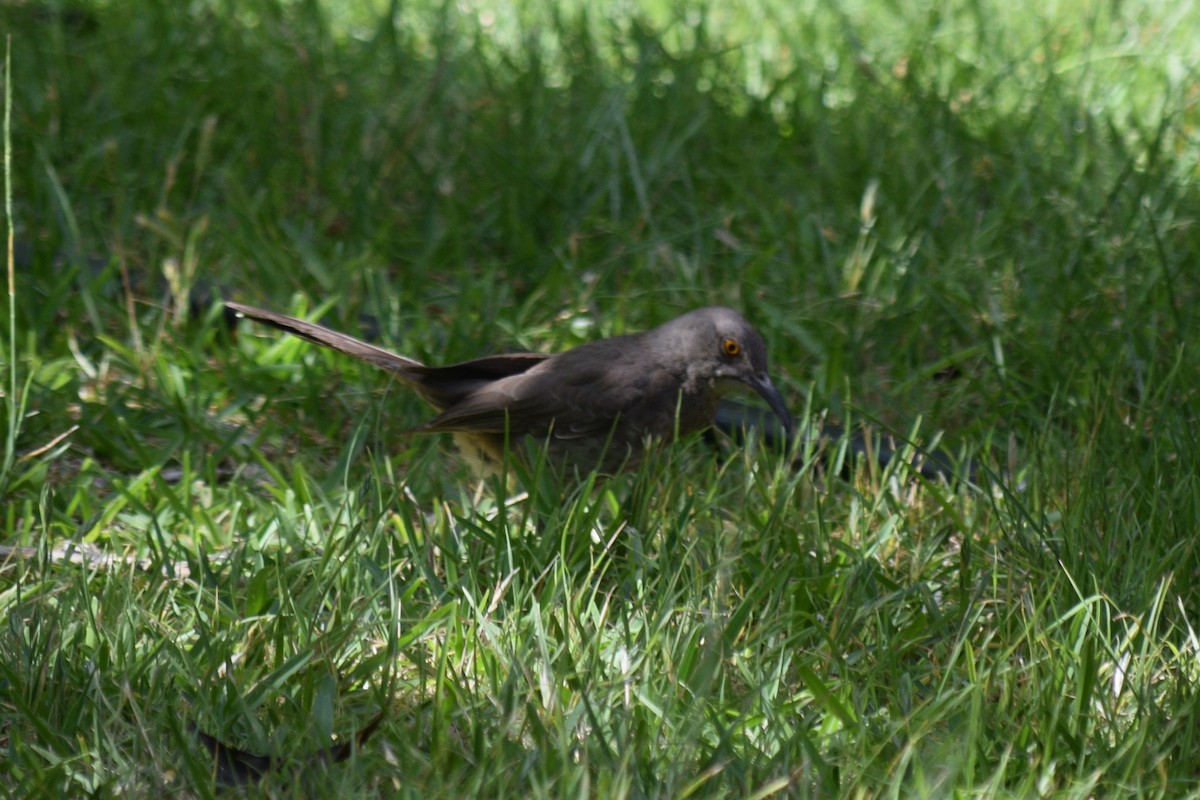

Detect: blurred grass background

[1,0,1198,796]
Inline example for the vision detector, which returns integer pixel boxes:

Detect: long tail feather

[227,302,424,375]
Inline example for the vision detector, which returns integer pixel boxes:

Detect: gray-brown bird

[227,303,794,476]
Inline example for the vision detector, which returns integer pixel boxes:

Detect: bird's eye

[722,338,741,357]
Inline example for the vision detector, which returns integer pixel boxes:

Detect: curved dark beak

[744,373,796,449]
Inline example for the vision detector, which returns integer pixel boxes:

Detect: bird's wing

[413,340,655,439]
[407,353,552,382]
[412,387,568,436]
[400,353,550,410]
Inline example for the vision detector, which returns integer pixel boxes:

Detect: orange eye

[722,338,741,357]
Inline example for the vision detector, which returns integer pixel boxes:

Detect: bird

[226,302,795,477]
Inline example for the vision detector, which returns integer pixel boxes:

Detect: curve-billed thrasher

[227,303,794,476]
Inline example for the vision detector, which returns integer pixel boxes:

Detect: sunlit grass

[0,0,1198,796]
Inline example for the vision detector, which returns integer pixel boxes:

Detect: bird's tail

[226,302,425,376]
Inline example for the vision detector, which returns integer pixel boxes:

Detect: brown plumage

[227,303,794,476]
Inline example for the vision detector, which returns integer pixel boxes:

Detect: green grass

[2,0,1199,796]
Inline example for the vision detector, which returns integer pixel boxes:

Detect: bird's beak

[744,373,796,448]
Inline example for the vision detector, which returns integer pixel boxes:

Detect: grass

[1,0,1199,796]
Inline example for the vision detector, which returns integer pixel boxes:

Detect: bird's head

[654,307,796,446]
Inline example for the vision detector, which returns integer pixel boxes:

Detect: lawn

[2,0,1199,797]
